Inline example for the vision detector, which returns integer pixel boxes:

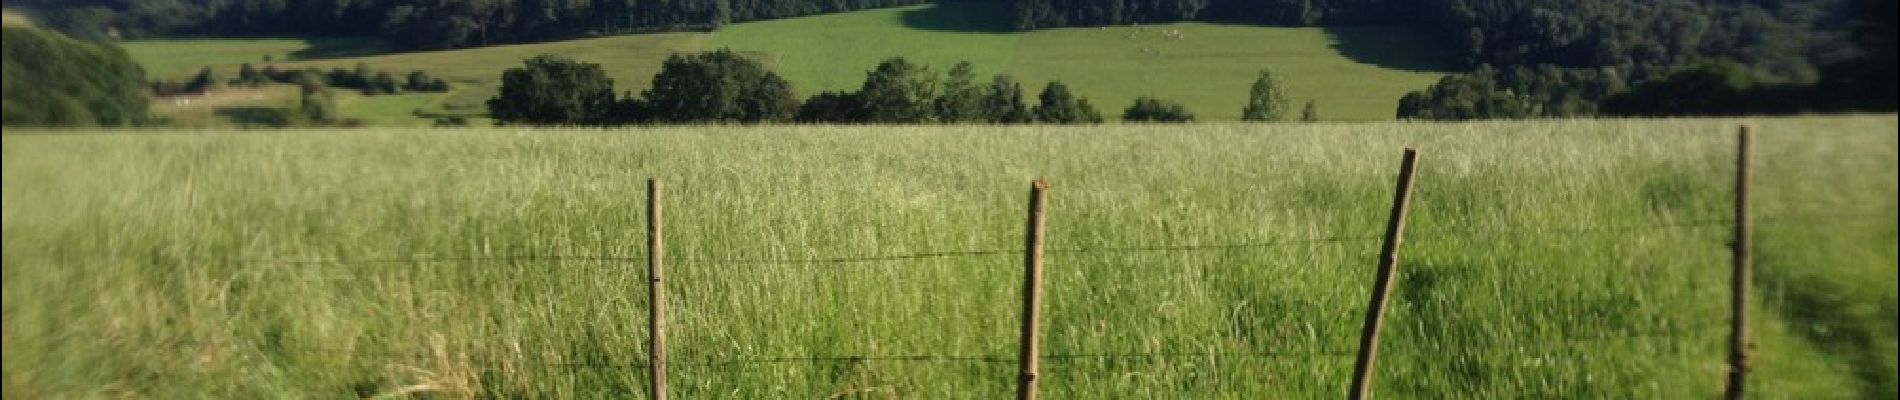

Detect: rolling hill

[120,3,1457,126]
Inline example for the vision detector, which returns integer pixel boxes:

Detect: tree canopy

[858,58,941,123]
[487,55,618,125]
[1122,96,1193,122]
[1240,68,1289,122]
[1034,81,1104,124]
[641,49,798,124]
[13,0,929,50]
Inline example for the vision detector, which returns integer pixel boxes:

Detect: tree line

[487,50,1322,125]
[487,50,1112,125]
[1007,0,1861,76]
[153,63,450,97]
[1002,0,1896,117]
[1398,0,1895,119]
[9,0,929,50]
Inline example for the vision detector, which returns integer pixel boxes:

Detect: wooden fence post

[1017,179,1050,400]
[647,179,668,400]
[1348,148,1420,400]
[1726,126,1753,400]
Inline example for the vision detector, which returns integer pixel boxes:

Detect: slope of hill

[120,3,1456,126]
[1,21,147,127]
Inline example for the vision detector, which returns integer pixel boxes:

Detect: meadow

[3,116,1895,398]
[120,3,1454,127]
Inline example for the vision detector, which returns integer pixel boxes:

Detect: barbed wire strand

[224,212,1888,267]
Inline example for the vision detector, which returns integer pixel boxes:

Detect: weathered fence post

[1726,126,1753,400]
[1017,179,1050,400]
[646,179,668,400]
[1348,148,1420,400]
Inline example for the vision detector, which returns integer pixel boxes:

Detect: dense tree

[1033,81,1103,124]
[1240,68,1288,121]
[297,76,338,124]
[739,74,800,123]
[487,55,618,125]
[405,70,450,92]
[857,57,939,123]
[982,74,1034,123]
[795,91,866,123]
[640,49,798,123]
[15,0,929,50]
[371,72,402,95]
[405,71,432,91]
[1,25,147,127]
[1395,92,1425,120]
[1011,0,1219,30]
[934,62,987,123]
[291,68,326,87]
[1598,61,1805,117]
[186,66,222,93]
[1122,96,1193,122]
[233,63,268,87]
[1398,64,1624,120]
[1812,0,1899,111]
[327,67,367,90]
[1395,65,1528,120]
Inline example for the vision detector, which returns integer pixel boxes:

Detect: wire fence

[169,323,1729,371]
[71,126,1893,397]
[172,211,1880,381]
[226,212,1875,268]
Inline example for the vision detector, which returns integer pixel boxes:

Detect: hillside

[1,22,147,127]
[120,3,1456,126]
[3,116,1894,397]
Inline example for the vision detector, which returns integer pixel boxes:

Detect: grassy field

[1005,24,1451,122]
[4,116,1895,398]
[120,3,1454,127]
[122,33,704,127]
[121,37,392,81]
[705,2,1026,93]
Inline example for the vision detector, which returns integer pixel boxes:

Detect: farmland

[3,116,1895,398]
[119,3,1454,126]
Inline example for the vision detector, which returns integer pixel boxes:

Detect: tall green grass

[3,116,1894,398]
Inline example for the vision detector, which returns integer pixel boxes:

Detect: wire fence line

[95,132,1889,396]
[221,211,1881,268]
[167,339,1373,370]
[171,175,1877,382]
[168,326,1727,371]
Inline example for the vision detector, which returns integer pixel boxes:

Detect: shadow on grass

[1757,234,1900,399]
[899,1,1015,33]
[288,37,393,61]
[1322,25,1462,73]
[213,107,295,128]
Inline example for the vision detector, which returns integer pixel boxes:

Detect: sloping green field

[122,37,391,80]
[705,2,1025,93]
[121,3,1456,126]
[125,33,707,126]
[4,116,1895,398]
[1005,24,1452,122]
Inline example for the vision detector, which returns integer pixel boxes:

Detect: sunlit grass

[2,116,1894,398]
